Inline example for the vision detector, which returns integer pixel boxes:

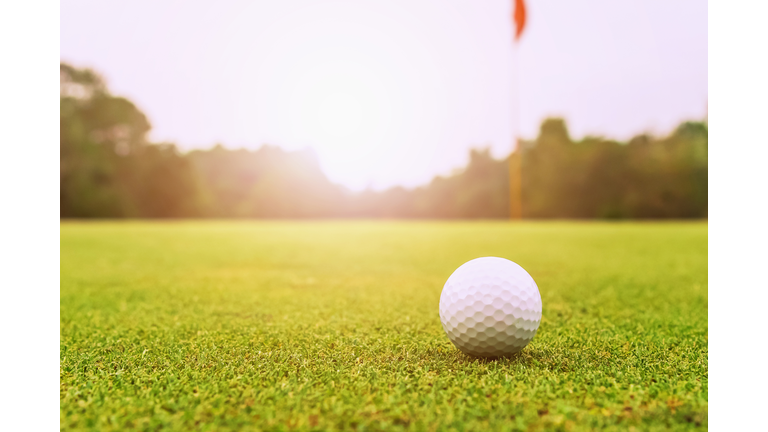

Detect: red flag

[513,0,526,42]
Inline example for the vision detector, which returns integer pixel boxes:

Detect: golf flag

[513,0,527,42]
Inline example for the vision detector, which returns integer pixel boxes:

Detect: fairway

[60,221,707,431]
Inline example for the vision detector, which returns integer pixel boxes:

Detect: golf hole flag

[513,0,527,41]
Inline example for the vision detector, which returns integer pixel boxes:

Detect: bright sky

[61,0,707,190]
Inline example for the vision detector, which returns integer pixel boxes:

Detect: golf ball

[439,257,542,357]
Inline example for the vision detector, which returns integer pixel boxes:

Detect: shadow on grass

[447,345,565,372]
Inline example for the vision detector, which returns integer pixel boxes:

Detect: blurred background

[60,0,707,219]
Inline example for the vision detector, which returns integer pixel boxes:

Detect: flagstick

[509,38,523,220]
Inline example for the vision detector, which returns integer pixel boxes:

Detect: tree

[60,62,202,217]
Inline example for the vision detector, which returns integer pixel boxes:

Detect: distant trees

[410,149,510,218]
[60,62,707,219]
[187,145,345,217]
[521,118,708,218]
[60,63,201,217]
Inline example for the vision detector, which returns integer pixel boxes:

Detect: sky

[61,0,707,190]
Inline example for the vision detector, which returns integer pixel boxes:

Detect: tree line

[61,63,707,219]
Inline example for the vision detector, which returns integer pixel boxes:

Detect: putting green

[61,221,707,431]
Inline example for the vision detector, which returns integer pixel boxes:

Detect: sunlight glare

[293,69,391,152]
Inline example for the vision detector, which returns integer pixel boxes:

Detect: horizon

[61,0,707,190]
[159,116,705,194]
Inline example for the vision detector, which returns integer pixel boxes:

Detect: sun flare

[291,67,392,152]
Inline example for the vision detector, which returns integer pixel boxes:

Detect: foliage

[61,221,708,431]
[60,63,707,219]
[188,145,345,218]
[60,64,202,217]
[522,119,708,218]
[345,149,510,218]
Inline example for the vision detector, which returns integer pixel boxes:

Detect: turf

[60,221,707,431]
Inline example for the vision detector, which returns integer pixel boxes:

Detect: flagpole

[509,0,525,220]
[509,49,522,219]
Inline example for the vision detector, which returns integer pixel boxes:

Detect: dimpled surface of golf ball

[439,257,542,357]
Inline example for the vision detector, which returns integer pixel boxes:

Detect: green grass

[60,221,707,431]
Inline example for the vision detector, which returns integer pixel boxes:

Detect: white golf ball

[439,257,542,357]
